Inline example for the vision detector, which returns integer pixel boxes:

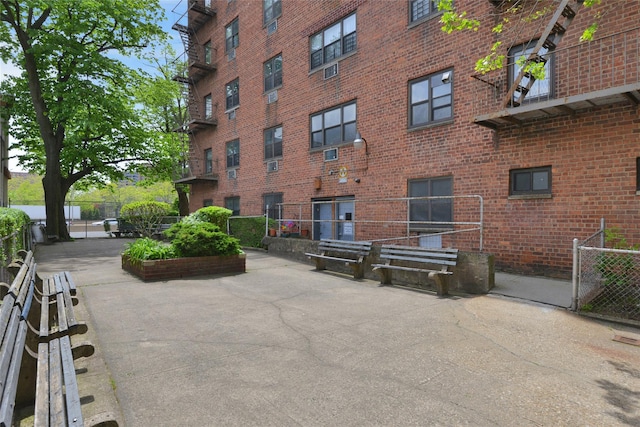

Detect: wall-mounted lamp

[353,132,368,154]
[441,71,452,84]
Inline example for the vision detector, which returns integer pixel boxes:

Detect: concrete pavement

[33,238,640,426]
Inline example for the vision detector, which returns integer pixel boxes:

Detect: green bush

[120,201,172,238]
[122,238,177,264]
[190,206,233,230]
[171,222,241,258]
[0,208,31,260]
[229,217,276,248]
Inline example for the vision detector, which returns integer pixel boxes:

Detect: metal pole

[571,238,579,311]
[265,204,269,236]
[600,217,605,248]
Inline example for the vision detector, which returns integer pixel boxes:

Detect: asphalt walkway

[33,238,640,426]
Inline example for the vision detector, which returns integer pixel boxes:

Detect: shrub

[122,238,177,264]
[229,217,277,248]
[120,201,172,238]
[0,208,31,260]
[171,222,241,258]
[190,206,233,230]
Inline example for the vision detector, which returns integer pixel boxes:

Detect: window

[226,139,239,168]
[225,18,239,52]
[410,0,437,22]
[310,13,356,69]
[409,69,453,127]
[263,0,281,24]
[204,41,212,64]
[204,148,213,174]
[226,79,239,110]
[264,54,283,92]
[510,166,552,196]
[264,193,283,220]
[204,94,212,119]
[310,101,356,148]
[264,126,283,160]
[408,177,453,230]
[509,41,553,102]
[203,199,213,207]
[225,197,240,216]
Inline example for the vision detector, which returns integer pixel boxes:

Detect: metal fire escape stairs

[171,1,218,183]
[504,0,583,108]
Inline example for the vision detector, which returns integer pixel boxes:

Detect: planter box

[122,253,246,281]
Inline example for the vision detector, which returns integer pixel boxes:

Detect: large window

[410,0,437,23]
[509,41,553,103]
[226,139,239,168]
[225,197,240,216]
[510,166,551,196]
[264,193,283,221]
[264,54,282,92]
[310,102,356,149]
[225,18,239,53]
[409,69,453,127]
[264,126,283,160]
[310,13,356,69]
[408,177,453,230]
[263,0,281,24]
[226,79,239,111]
[204,148,213,175]
[204,94,212,119]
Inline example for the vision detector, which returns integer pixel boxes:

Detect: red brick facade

[179,0,640,278]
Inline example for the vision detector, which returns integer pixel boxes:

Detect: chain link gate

[573,220,640,322]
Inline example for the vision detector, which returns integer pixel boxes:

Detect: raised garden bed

[122,253,246,281]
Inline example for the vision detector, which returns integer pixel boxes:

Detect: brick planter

[122,253,246,281]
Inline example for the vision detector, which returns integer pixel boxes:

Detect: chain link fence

[574,222,640,322]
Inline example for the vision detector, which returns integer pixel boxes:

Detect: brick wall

[184,0,640,278]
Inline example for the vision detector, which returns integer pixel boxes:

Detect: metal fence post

[571,238,579,311]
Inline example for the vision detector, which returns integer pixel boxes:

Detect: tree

[437,0,603,76]
[7,173,44,204]
[131,49,191,216]
[0,0,166,240]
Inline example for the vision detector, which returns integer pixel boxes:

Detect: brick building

[174,0,640,278]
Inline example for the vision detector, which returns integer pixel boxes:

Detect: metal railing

[267,195,484,251]
[572,219,640,323]
[0,224,32,283]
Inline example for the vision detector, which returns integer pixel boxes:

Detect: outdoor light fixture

[353,132,368,153]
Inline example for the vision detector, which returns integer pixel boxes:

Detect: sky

[1,0,184,172]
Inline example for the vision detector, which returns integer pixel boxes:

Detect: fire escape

[173,0,218,184]
[475,0,640,129]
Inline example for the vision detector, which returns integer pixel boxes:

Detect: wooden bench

[372,245,459,296]
[305,240,373,279]
[0,250,103,426]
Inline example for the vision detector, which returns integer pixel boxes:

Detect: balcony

[173,163,218,185]
[187,0,216,32]
[474,27,640,129]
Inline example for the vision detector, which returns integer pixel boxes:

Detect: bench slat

[34,342,49,427]
[63,271,77,296]
[60,335,83,425]
[49,339,66,425]
[379,254,457,266]
[372,264,454,274]
[0,309,25,427]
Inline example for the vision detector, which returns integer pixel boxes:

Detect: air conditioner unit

[227,48,236,61]
[267,19,278,35]
[267,160,278,172]
[323,148,338,162]
[324,63,338,80]
[227,169,237,179]
[267,90,278,104]
[228,110,236,120]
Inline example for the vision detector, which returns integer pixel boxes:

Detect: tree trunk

[176,184,190,217]
[42,173,71,241]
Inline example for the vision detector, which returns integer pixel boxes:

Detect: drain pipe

[571,238,579,311]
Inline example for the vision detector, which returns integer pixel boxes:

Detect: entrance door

[336,199,354,241]
[313,201,333,240]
